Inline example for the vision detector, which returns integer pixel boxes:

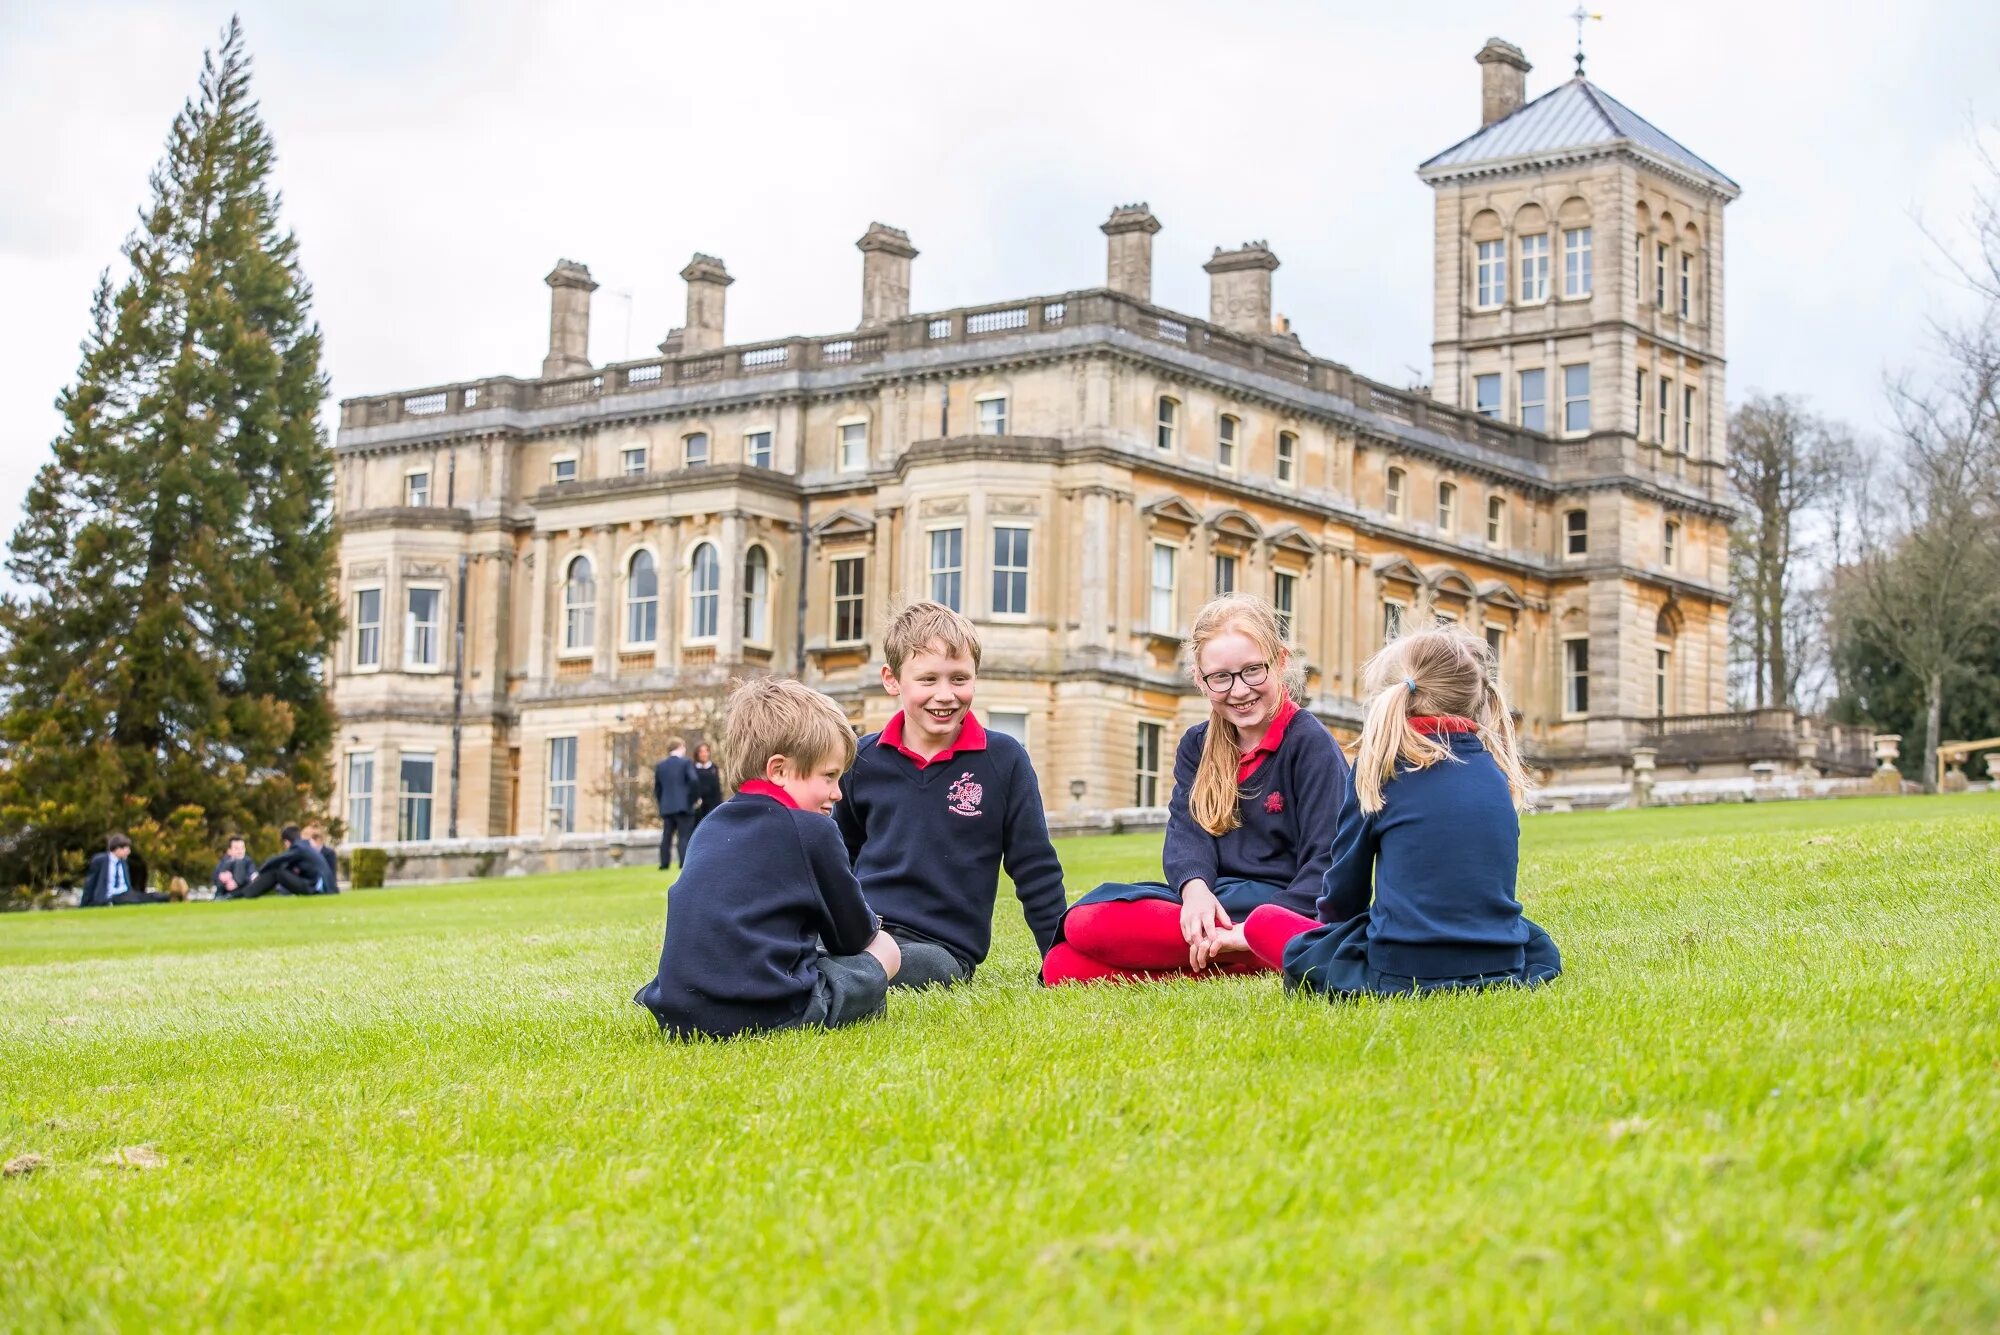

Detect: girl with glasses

[1043,593,1351,984]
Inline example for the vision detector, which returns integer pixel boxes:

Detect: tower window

[1519,233,1549,303]
[1475,240,1506,308]
[1563,227,1593,297]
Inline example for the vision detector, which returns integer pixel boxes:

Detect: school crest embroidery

[946,772,985,817]
[1264,791,1285,815]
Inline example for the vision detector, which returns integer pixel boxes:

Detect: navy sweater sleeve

[1280,723,1348,911]
[832,755,869,865]
[1161,726,1216,893]
[794,811,880,956]
[1316,782,1376,923]
[999,748,1068,955]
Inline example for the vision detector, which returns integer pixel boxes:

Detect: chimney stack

[541,260,597,379]
[679,253,733,353]
[1476,38,1530,126]
[1203,242,1280,337]
[856,223,917,327]
[1101,203,1162,303]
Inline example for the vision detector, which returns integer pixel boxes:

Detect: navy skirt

[1054,877,1287,946]
[1282,914,1562,999]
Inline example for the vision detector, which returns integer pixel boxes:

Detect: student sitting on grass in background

[212,835,257,898]
[1044,593,1350,984]
[832,600,1068,989]
[1237,624,1562,998]
[636,677,900,1039]
[227,826,327,899]
[80,833,168,907]
[304,823,339,894]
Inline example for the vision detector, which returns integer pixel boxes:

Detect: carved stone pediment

[1373,554,1424,587]
[1478,580,1526,611]
[811,508,877,543]
[1265,524,1318,559]
[1142,495,1201,531]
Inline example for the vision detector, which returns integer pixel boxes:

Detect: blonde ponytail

[1184,593,1303,836]
[1349,622,1533,813]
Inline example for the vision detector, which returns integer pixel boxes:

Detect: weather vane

[1571,5,1602,78]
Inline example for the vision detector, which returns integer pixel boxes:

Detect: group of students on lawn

[636,593,1562,1040]
[78,824,340,907]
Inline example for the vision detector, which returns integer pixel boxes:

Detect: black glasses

[1200,661,1270,694]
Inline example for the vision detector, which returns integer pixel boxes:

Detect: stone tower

[1418,38,1741,747]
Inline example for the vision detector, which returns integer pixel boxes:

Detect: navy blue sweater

[637,789,880,1039]
[833,713,1068,965]
[1163,707,1350,915]
[1316,731,1529,977]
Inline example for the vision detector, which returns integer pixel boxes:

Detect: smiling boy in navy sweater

[635,677,901,1039]
[833,601,1069,988]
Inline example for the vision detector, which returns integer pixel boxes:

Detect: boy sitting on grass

[635,677,901,1039]
[833,601,1068,987]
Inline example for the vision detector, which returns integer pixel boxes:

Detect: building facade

[329,40,1870,845]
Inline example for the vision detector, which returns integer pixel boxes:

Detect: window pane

[988,711,1029,745]
[1518,369,1546,432]
[1157,398,1177,451]
[978,397,1007,435]
[1474,374,1500,418]
[398,755,434,841]
[833,556,866,642]
[929,528,963,611]
[691,544,719,638]
[1563,363,1590,433]
[991,527,1029,616]
[1565,639,1591,714]
[747,432,773,468]
[741,547,769,641]
[1213,553,1236,596]
[1519,233,1549,302]
[1272,571,1296,639]
[1149,544,1175,633]
[346,753,374,843]
[622,447,647,477]
[685,433,709,466]
[407,587,440,667]
[839,421,868,471]
[1563,226,1593,297]
[1277,432,1296,483]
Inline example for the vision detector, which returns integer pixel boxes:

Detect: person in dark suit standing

[230,826,327,898]
[81,834,167,907]
[690,741,725,829]
[305,823,340,894]
[653,737,700,870]
[212,835,258,898]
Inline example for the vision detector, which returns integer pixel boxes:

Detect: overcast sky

[2,0,1995,551]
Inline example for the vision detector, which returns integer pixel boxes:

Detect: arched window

[688,542,719,640]
[563,555,595,651]
[1437,481,1458,532]
[741,545,770,643]
[1386,466,1407,520]
[1156,396,1179,451]
[1654,607,1680,717]
[625,549,658,645]
[1471,210,1505,309]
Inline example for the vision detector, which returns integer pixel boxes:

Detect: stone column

[594,524,617,668]
[541,260,597,379]
[857,223,917,327]
[526,531,551,681]
[1102,203,1162,303]
[718,511,745,662]
[1077,488,1111,654]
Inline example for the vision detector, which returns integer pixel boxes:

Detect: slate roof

[1419,78,1739,196]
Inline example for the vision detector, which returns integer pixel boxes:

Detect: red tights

[1042,900,1280,986]
[1241,903,1318,970]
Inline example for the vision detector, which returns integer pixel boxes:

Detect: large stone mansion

[331,38,1871,846]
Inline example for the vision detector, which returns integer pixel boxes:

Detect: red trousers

[1042,900,1280,986]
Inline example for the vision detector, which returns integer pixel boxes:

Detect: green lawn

[4,795,1998,1331]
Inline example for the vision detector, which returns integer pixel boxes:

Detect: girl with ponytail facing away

[1043,594,1351,985]
[1239,624,1562,998]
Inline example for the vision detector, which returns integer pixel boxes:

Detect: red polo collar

[1237,697,1299,783]
[736,779,799,809]
[880,709,988,770]
[1409,715,1478,736]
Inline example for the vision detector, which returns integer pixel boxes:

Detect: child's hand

[1179,881,1232,967]
[1191,921,1249,971]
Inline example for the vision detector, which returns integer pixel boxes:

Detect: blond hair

[1185,594,1307,836]
[1350,624,1531,814]
[883,600,982,674]
[721,676,858,790]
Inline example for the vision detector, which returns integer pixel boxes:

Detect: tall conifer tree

[0,18,337,891]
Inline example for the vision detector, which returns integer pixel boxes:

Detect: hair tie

[1404,677,1417,696]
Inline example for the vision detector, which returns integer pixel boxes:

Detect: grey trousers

[885,928,975,990]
